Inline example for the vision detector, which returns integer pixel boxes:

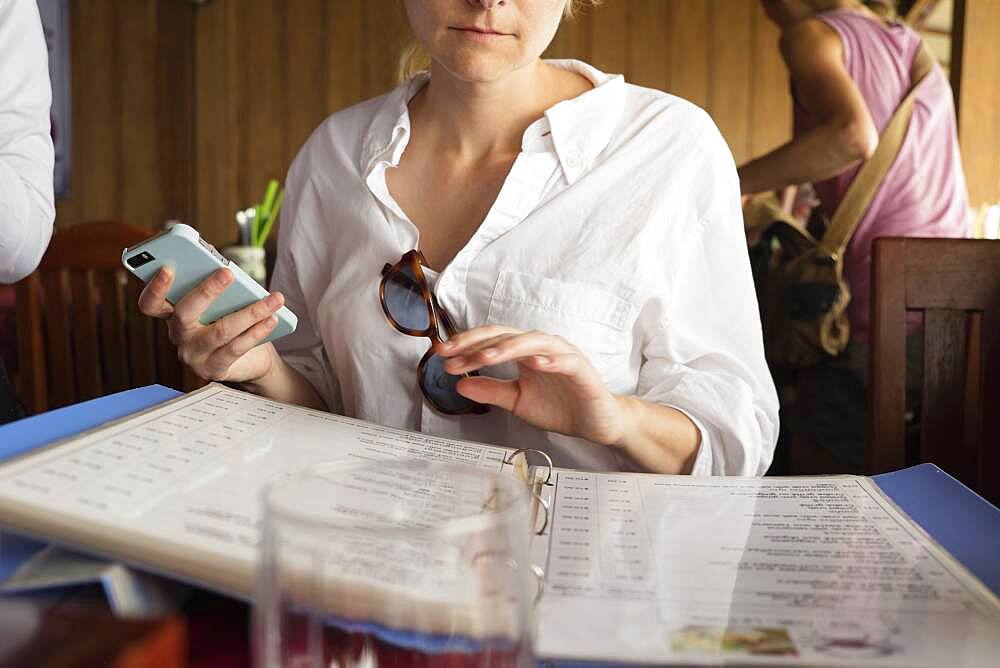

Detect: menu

[1,385,998,664]
[535,471,1000,666]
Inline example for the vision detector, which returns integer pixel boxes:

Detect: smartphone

[121,223,297,345]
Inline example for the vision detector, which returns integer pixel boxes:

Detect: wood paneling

[711,0,755,164]
[193,0,411,245]
[55,0,796,244]
[749,3,792,159]
[55,0,193,231]
[188,0,796,245]
[55,0,1000,242]
[955,0,1000,207]
[625,1,671,92]
[670,0,712,110]
[544,1,791,167]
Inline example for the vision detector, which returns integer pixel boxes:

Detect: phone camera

[127,251,155,269]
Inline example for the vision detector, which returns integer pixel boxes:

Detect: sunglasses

[379,250,490,415]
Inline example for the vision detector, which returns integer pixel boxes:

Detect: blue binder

[1,386,998,599]
[0,385,182,581]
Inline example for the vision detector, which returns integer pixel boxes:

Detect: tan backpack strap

[820,42,935,257]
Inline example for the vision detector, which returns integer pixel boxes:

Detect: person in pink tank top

[738,0,969,473]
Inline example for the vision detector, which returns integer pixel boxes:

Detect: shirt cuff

[667,404,713,476]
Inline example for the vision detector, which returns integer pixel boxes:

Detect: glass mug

[254,459,537,667]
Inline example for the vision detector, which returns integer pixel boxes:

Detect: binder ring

[531,564,545,605]
[503,448,554,486]
[480,485,548,534]
[531,490,550,536]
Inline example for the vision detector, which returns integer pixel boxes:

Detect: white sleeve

[0,0,55,284]
[635,120,779,476]
[268,173,342,413]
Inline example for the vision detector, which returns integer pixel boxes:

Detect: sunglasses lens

[383,265,430,332]
[420,353,485,414]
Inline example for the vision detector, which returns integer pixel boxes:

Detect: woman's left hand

[437,326,631,446]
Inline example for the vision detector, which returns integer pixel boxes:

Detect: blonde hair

[397,0,602,82]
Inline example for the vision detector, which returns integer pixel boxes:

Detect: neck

[408,60,571,161]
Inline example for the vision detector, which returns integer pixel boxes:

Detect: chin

[443,61,514,83]
[438,53,520,83]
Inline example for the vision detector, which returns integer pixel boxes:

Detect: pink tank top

[793,10,969,342]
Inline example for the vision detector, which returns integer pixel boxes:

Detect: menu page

[536,471,1000,666]
[0,384,515,597]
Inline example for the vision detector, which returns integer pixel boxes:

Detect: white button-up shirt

[0,0,54,284]
[271,60,778,475]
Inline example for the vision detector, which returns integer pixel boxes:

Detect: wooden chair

[869,237,1000,504]
[15,221,196,414]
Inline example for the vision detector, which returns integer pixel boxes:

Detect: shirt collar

[360,59,625,185]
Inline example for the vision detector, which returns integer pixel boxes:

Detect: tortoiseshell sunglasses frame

[379,250,489,415]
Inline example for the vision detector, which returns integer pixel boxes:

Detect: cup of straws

[224,179,284,285]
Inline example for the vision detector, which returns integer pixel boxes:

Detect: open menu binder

[0,384,553,600]
[1,384,998,666]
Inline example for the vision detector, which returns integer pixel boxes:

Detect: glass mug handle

[471,550,546,606]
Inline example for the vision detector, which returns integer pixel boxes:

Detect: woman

[739,0,968,470]
[140,0,778,475]
[1,0,54,424]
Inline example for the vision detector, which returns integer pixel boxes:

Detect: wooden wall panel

[749,3,793,159]
[545,2,591,59]
[193,0,410,246]
[60,0,798,245]
[62,0,1000,243]
[711,0,755,164]
[670,0,712,110]
[64,1,119,222]
[587,0,629,77]
[956,0,1000,207]
[119,1,160,231]
[55,0,193,231]
[242,0,288,234]
[285,0,329,166]
[327,0,365,119]
[193,0,238,252]
[624,1,671,92]
[363,2,413,100]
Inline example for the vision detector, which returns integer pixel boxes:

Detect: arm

[137,265,329,412]
[624,117,778,475]
[240,344,330,411]
[263,172,342,413]
[439,120,777,475]
[737,19,878,195]
[137,157,334,411]
[0,0,55,283]
[135,175,332,412]
[610,397,702,473]
[436,324,703,474]
[629,206,780,476]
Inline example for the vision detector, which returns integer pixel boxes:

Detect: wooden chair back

[869,237,1000,503]
[15,221,189,414]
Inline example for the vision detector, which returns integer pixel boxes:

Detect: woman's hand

[437,326,632,447]
[137,267,285,384]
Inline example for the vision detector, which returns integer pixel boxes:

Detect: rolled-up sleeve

[635,122,779,476]
[0,0,55,284]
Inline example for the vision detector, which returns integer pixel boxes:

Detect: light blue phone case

[121,223,297,345]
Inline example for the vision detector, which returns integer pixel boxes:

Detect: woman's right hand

[137,267,286,384]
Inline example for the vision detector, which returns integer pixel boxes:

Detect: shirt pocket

[485,271,637,385]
